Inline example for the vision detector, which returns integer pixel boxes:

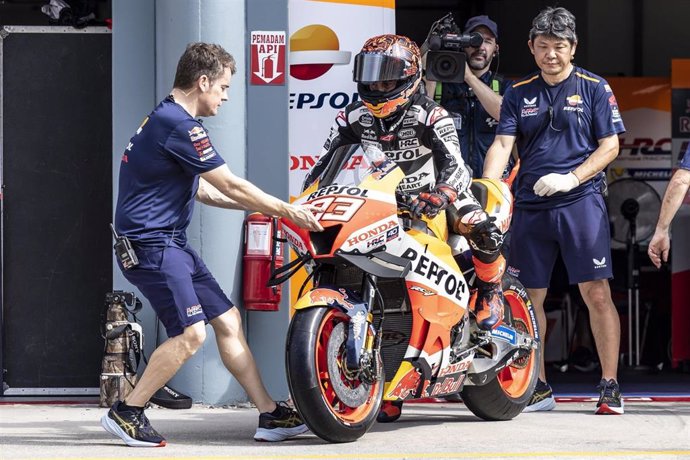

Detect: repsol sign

[401,248,466,300]
[289,92,360,110]
[385,148,424,161]
[307,186,369,200]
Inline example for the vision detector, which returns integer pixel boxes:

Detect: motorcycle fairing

[291,286,374,370]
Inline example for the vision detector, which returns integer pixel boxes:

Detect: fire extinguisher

[242,213,283,311]
[261,55,274,80]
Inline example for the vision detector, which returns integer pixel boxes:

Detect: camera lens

[435,56,458,78]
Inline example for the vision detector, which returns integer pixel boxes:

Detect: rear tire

[461,274,541,421]
[286,307,383,443]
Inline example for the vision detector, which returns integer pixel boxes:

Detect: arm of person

[648,168,690,268]
[464,65,502,120]
[200,165,323,231]
[482,134,516,179]
[534,134,619,197]
[571,134,619,183]
[196,177,247,210]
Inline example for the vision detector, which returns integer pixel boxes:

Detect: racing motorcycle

[270,147,540,443]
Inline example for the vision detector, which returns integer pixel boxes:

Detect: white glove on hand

[533,172,580,197]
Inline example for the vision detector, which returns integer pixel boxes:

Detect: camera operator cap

[464,15,498,39]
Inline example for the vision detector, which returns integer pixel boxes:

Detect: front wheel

[461,274,541,420]
[286,307,383,443]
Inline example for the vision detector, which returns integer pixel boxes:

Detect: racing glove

[410,184,458,219]
[533,172,580,197]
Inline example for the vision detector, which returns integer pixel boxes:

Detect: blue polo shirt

[680,143,690,170]
[438,71,512,177]
[115,97,225,247]
[497,67,626,209]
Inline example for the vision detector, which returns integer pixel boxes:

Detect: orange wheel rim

[315,309,380,423]
[496,291,536,398]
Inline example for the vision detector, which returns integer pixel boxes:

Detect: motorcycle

[271,147,540,443]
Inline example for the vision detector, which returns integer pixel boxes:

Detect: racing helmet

[353,34,422,119]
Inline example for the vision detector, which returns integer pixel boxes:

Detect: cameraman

[425,15,512,178]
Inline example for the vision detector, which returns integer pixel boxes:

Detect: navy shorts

[507,193,613,288]
[119,245,234,337]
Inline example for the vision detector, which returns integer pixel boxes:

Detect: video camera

[423,13,483,83]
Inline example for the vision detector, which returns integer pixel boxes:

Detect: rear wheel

[461,274,541,420]
[286,307,383,443]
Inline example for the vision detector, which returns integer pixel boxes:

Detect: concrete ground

[1,401,690,460]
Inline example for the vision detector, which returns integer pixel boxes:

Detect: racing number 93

[309,197,364,222]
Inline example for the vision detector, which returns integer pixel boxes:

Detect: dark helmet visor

[353,53,406,83]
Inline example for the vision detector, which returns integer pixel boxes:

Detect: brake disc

[327,322,371,408]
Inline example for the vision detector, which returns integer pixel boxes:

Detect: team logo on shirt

[566,94,583,106]
[563,94,584,113]
[192,137,216,162]
[188,126,208,142]
[608,95,622,123]
[521,97,539,117]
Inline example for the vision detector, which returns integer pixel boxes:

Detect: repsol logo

[307,186,369,200]
[289,92,360,110]
[347,220,397,247]
[401,248,466,300]
[385,148,424,161]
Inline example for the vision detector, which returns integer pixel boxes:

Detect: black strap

[267,252,311,287]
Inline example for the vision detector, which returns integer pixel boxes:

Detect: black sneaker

[101,401,166,447]
[254,402,309,442]
[596,379,624,415]
[522,380,556,413]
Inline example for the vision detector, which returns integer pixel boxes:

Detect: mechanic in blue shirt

[425,15,512,178]
[648,143,690,268]
[102,43,321,448]
[483,7,625,415]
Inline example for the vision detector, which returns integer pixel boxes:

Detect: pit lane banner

[606,77,672,198]
[287,0,395,305]
[288,0,395,198]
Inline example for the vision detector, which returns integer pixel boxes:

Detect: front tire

[286,307,383,443]
[461,274,541,420]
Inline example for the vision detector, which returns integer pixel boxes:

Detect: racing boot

[474,279,505,330]
[376,400,403,423]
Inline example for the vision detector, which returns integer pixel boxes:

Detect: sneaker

[377,400,403,423]
[474,282,504,330]
[595,379,624,415]
[254,402,309,442]
[101,401,166,447]
[522,380,556,413]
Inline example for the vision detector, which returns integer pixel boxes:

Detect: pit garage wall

[113,0,253,405]
[112,0,393,405]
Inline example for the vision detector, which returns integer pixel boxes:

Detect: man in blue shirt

[425,15,512,178]
[102,43,322,447]
[648,144,690,268]
[483,7,625,415]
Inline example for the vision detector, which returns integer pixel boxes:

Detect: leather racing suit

[303,91,506,330]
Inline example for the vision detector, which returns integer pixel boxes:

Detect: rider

[302,34,507,422]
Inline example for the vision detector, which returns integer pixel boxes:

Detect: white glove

[533,172,580,197]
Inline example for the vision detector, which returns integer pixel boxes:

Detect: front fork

[345,275,380,383]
